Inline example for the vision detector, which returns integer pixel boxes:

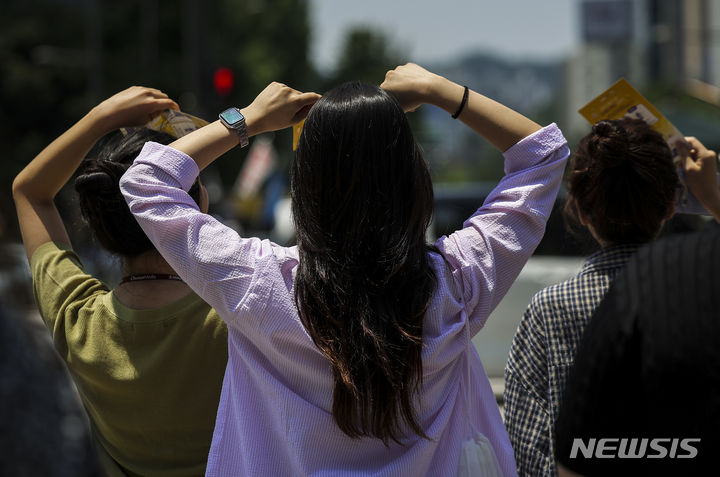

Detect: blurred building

[564,0,720,137]
[652,0,720,89]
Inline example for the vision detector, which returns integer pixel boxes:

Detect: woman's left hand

[91,86,180,133]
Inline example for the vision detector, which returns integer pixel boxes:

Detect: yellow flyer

[579,78,685,159]
[579,78,718,215]
[292,120,305,151]
[121,110,209,139]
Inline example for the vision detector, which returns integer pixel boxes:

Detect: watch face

[220,107,244,126]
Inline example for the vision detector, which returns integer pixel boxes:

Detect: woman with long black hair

[121,63,569,476]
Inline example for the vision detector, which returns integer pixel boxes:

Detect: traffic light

[213,67,234,97]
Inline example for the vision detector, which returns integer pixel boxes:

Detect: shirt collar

[577,243,642,277]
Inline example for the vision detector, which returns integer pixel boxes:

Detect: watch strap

[219,107,249,148]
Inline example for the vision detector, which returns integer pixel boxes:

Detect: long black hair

[291,82,436,444]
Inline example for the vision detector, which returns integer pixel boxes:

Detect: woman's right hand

[241,82,321,137]
[91,86,180,133]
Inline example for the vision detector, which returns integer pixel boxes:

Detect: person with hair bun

[12,86,228,477]
[504,117,720,477]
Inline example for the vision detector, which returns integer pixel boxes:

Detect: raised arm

[383,63,569,332]
[12,87,178,260]
[166,82,321,171]
[119,83,320,322]
[380,63,541,152]
[682,136,720,222]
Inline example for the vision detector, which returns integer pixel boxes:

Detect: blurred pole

[84,0,103,106]
[700,0,711,83]
[182,0,206,115]
[139,0,159,85]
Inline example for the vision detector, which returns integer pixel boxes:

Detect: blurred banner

[234,136,276,199]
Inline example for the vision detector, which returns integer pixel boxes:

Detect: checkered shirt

[503,244,640,477]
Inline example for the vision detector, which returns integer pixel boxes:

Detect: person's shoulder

[271,242,299,264]
[529,274,585,309]
[31,241,109,296]
[30,240,77,267]
[427,247,463,298]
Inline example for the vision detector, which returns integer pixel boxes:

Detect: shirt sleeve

[120,142,278,325]
[30,241,109,341]
[435,124,569,334]
[121,125,568,330]
[504,295,554,477]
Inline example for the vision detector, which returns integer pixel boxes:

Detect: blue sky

[308,0,580,72]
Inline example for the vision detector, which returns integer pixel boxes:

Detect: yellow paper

[121,110,209,139]
[578,78,684,158]
[292,120,305,151]
[579,78,720,214]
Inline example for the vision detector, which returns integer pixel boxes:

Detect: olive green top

[31,241,228,477]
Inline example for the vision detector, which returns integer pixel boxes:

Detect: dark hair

[291,82,436,444]
[74,129,202,257]
[564,118,678,245]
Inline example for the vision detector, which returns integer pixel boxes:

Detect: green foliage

[0,1,88,238]
[318,25,432,155]
[323,26,407,90]
[0,0,314,241]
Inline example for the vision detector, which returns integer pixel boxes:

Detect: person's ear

[665,195,676,220]
[576,203,591,226]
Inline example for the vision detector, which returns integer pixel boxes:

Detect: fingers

[145,87,169,98]
[685,136,702,160]
[684,136,716,161]
[675,138,692,158]
[290,92,321,123]
[279,84,321,104]
[153,97,180,111]
[125,85,169,101]
[244,83,321,135]
[291,104,314,124]
[131,86,179,108]
[379,63,435,112]
[296,91,322,106]
[269,83,321,112]
[143,87,179,111]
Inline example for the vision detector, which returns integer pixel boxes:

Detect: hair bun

[591,120,617,137]
[74,171,115,194]
[590,120,630,168]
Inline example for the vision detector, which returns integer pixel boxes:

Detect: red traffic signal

[213,67,234,96]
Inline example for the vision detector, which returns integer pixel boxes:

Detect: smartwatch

[219,107,249,147]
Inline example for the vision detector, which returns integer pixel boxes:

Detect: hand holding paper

[579,78,720,215]
[680,137,720,221]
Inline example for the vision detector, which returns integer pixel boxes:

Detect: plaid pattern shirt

[503,244,640,477]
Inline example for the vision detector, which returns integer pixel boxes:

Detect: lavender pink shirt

[120,123,569,476]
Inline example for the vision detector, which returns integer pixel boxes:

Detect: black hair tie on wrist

[452,86,469,119]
